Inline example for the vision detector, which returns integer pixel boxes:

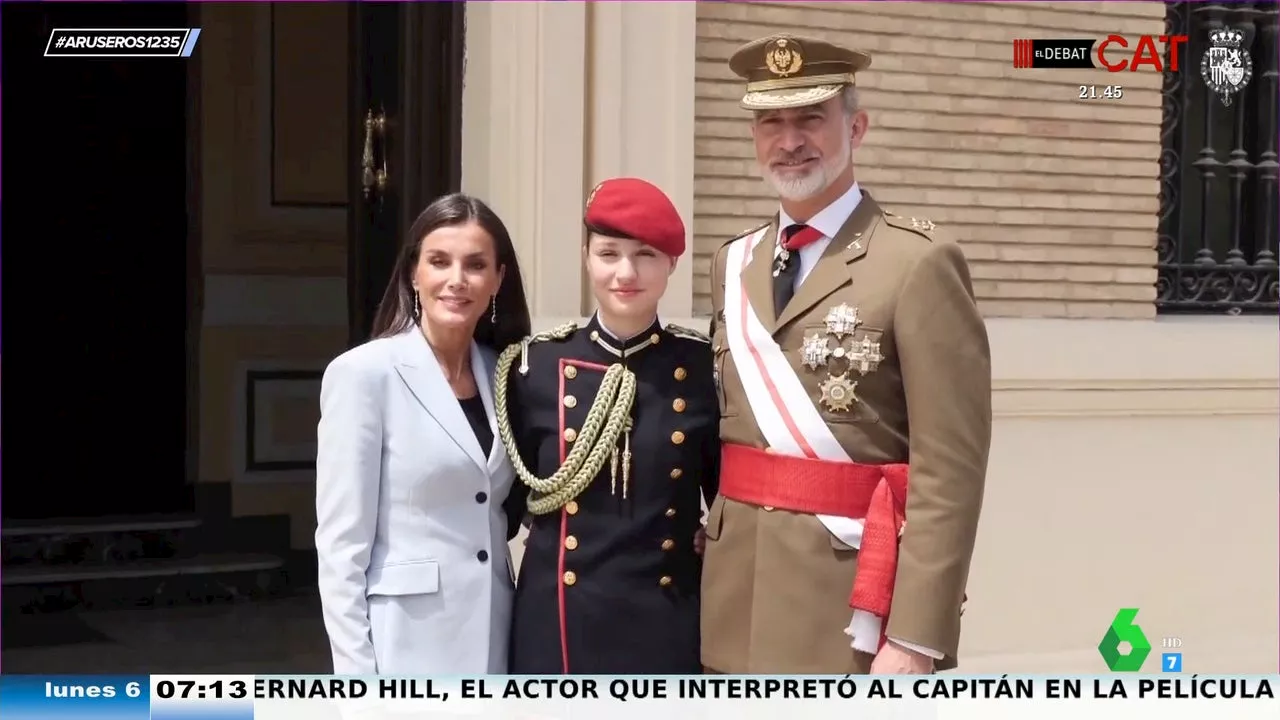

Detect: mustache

[770,150,818,164]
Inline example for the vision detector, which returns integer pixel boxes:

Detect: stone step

[1,514,202,538]
[2,552,284,585]
[2,513,294,567]
[3,553,291,613]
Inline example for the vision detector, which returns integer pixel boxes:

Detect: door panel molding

[244,4,346,244]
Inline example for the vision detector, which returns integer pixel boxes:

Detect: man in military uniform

[496,178,719,674]
[701,34,992,675]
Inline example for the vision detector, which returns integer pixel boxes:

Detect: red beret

[583,177,687,258]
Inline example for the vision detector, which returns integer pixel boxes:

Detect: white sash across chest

[721,227,883,654]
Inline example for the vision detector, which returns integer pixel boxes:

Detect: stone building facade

[462,0,1278,673]
[690,1,1166,320]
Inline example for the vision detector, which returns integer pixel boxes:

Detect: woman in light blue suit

[315,193,532,675]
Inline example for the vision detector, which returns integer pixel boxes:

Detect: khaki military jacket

[700,191,992,674]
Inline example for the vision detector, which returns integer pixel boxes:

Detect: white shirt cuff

[888,636,944,660]
[845,612,945,660]
[844,610,882,654]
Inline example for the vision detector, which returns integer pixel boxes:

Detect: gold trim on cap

[741,84,844,111]
[746,72,856,94]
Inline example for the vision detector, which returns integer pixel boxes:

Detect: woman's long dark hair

[370,193,532,351]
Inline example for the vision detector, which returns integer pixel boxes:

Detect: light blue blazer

[315,326,517,675]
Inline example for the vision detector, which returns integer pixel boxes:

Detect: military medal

[772,248,791,277]
[823,303,861,339]
[848,335,884,375]
[818,372,858,413]
[801,333,832,370]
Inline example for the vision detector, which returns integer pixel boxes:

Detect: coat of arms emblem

[765,38,803,77]
[1200,26,1252,107]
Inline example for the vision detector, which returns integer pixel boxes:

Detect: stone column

[461,1,698,325]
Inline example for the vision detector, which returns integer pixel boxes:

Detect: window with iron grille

[1156,1,1279,314]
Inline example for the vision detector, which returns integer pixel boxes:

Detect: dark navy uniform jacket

[504,314,719,674]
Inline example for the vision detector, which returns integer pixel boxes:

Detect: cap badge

[765,38,804,78]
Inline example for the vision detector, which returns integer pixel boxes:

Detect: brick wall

[693,1,1168,319]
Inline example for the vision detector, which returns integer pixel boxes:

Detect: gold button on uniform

[661,539,675,551]
[565,535,579,550]
[674,367,687,381]
[565,501,579,515]
[563,571,577,586]
[650,333,661,344]
[670,468,683,480]
[665,508,676,518]
[563,395,577,409]
[672,398,686,412]
[659,576,673,587]
[564,428,577,443]
[671,431,685,445]
[564,366,577,379]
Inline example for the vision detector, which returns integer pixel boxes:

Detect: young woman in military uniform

[494,178,719,674]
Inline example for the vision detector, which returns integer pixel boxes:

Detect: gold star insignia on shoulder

[884,212,938,240]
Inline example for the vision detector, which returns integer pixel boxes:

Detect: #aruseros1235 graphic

[43,28,201,58]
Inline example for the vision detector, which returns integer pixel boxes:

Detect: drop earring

[490,295,497,323]
[412,290,421,320]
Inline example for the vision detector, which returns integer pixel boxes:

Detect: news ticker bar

[1,674,1276,720]
[43,28,201,58]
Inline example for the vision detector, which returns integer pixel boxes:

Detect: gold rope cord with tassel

[493,334,638,515]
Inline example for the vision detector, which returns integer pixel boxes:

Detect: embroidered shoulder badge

[884,211,937,240]
[513,322,579,376]
[665,323,711,344]
[527,322,579,345]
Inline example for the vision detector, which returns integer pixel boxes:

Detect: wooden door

[346,1,466,345]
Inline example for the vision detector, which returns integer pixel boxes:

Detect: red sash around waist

[719,443,909,630]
